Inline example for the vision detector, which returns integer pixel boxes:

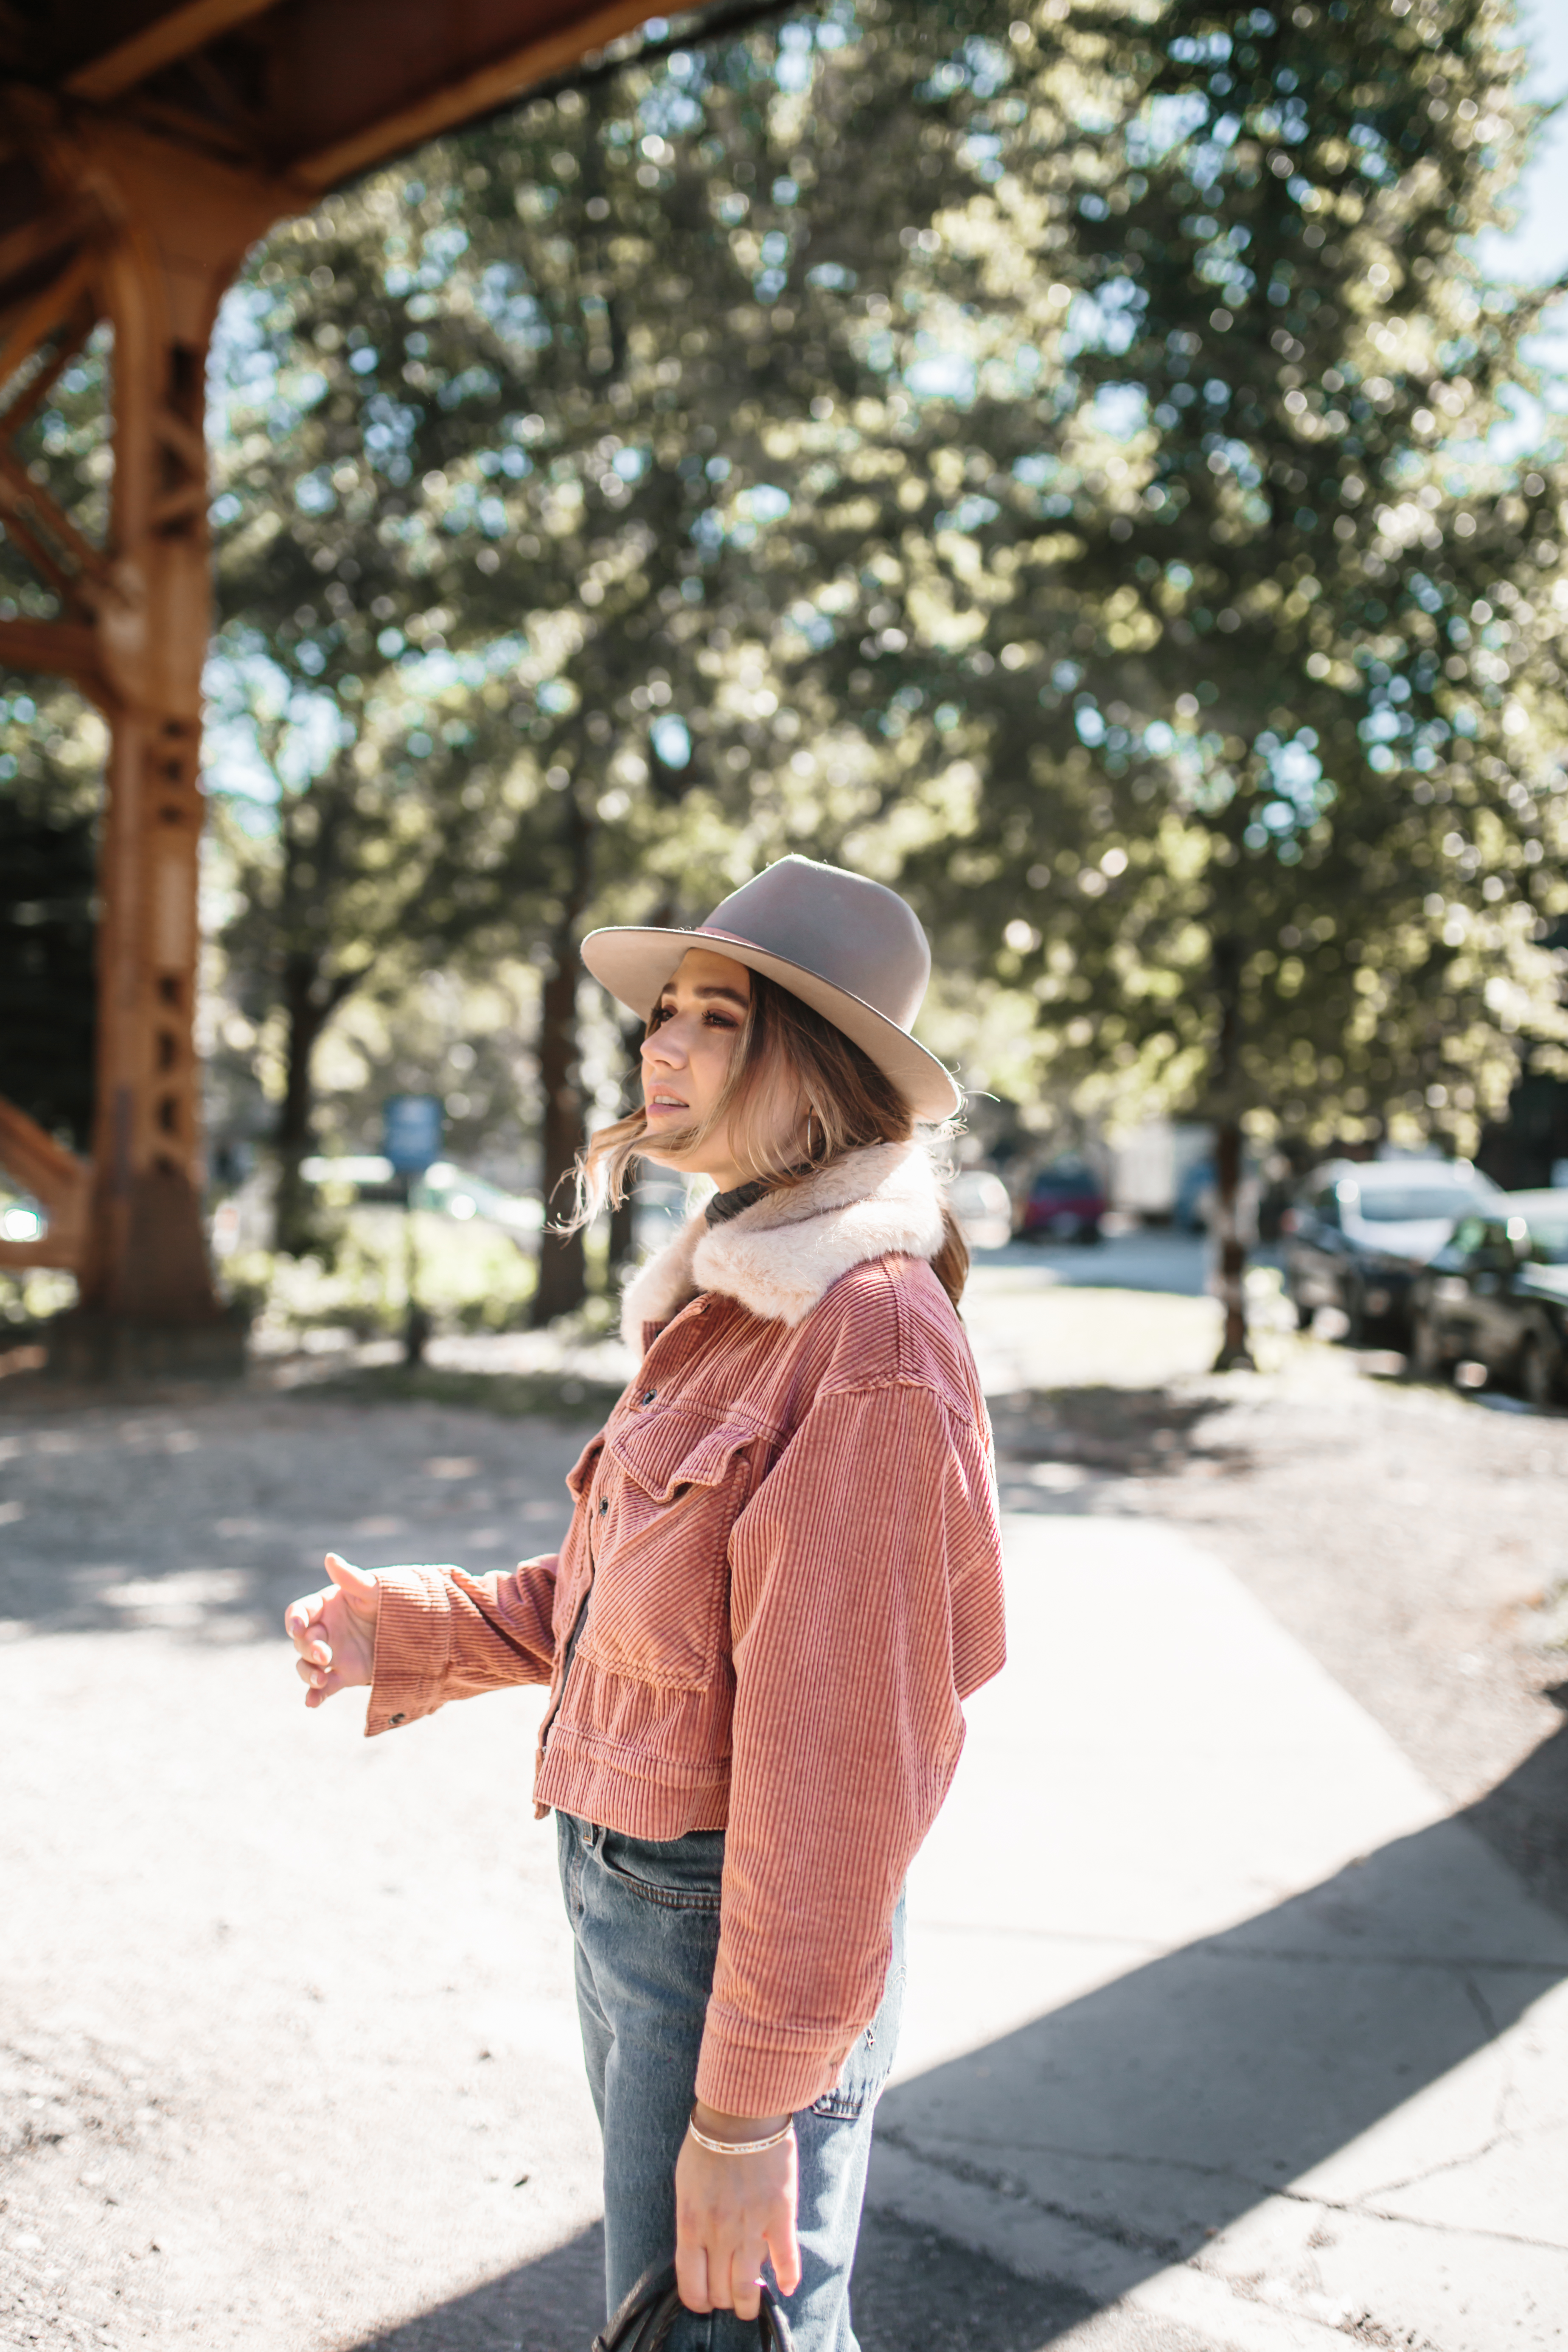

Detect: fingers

[766,2204,802,2300]
[283,1587,328,1648]
[729,2242,767,2322]
[674,2238,710,2316]
[285,1592,336,1701]
[294,1650,343,1706]
[325,1551,378,1602]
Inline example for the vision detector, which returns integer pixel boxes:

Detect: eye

[703,1009,739,1029]
[647,1003,674,1032]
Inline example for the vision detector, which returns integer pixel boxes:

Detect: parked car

[1408,1191,1568,1405]
[1282,1158,1501,1342]
[1017,1158,1107,1244]
[949,1169,1013,1251]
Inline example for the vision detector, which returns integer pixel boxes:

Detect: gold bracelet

[687,2111,794,2157]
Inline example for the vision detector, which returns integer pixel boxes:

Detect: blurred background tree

[203,0,1011,1318]
[795,0,1568,1360]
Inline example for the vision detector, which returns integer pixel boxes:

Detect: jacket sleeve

[365,1554,560,1735]
[696,1378,1004,2117]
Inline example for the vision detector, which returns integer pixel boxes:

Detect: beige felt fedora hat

[580,855,961,1121]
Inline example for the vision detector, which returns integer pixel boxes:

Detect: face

[640,948,755,1190]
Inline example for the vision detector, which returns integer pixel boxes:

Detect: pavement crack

[908,2126,1275,2192]
[884,2129,1568,2256]
[1265,2181,1565,2252]
[873,2122,1185,2262]
[1461,1970,1503,2040]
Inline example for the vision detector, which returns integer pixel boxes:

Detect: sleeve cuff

[364,1564,458,1737]
[694,2009,853,2120]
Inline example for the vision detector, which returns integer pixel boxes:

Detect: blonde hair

[571,970,969,1310]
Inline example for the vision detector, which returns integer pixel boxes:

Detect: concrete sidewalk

[873,1512,1568,2352]
[3,1373,1565,2350]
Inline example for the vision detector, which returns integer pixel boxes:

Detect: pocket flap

[565,1434,605,1499]
[608,1412,754,1504]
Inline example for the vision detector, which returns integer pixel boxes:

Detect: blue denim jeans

[556,1812,904,2352]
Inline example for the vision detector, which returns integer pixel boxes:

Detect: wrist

[692,2101,789,2139]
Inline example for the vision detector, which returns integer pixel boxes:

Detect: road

[1,1252,1565,2352]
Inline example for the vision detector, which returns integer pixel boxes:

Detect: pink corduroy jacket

[365,1141,1006,2117]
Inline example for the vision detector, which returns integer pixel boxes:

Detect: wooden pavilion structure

[0,0,658,1373]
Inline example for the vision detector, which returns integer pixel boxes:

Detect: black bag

[592,2260,795,2352]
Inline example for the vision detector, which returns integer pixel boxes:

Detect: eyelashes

[648,1003,740,1033]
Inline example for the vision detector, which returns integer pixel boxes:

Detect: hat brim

[580,925,962,1123]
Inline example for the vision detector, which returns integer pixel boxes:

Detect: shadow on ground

[989,1385,1244,1487]
[344,1721,1568,2350]
[346,2208,1093,2352]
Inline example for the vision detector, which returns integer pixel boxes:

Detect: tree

[205,0,1005,1309]
[783,0,1568,1362]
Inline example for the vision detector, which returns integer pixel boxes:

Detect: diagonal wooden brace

[0,1096,90,1272]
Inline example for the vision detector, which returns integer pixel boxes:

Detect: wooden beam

[0,196,103,297]
[0,297,97,439]
[0,616,109,700]
[0,1096,89,1273]
[0,441,112,597]
[118,89,262,168]
[0,247,101,405]
[290,0,658,189]
[63,0,279,104]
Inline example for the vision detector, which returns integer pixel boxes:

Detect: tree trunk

[532,792,596,1328]
[1211,1114,1254,1371]
[533,936,588,1324]
[272,951,328,1259]
[606,1017,645,1292]
[1209,932,1255,1373]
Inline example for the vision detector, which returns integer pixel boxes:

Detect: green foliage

[224,1204,537,1342]
[202,0,1007,1278]
[789,0,1568,1155]
[177,0,1568,1265]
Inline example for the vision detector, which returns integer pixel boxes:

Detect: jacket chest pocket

[581,1413,757,1692]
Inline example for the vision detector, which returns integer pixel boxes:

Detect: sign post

[382,1096,444,1366]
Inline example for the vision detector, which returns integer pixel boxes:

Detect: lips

[646,1094,689,1115]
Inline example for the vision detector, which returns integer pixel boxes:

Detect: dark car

[1409,1192,1568,1406]
[1018,1158,1107,1244]
[1282,1158,1501,1343]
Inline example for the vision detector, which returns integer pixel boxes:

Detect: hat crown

[698,856,930,1035]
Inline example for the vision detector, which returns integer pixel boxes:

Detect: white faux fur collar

[620,1142,945,1344]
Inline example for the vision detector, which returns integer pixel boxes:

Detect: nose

[642,1021,683,1071]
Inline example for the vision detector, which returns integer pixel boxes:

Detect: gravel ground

[1,1286,1565,2352]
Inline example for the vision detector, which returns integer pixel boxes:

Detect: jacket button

[640,1388,656,1405]
[390,1712,406,1726]
[599,1496,609,1514]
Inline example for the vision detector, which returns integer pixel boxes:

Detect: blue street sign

[383,1094,444,1174]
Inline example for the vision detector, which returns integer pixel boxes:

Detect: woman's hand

[674,2103,800,2321]
[284,1553,381,1708]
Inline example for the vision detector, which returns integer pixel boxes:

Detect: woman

[285,855,1005,2351]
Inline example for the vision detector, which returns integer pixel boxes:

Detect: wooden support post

[0,108,293,1374]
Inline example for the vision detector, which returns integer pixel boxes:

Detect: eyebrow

[657,983,750,1009]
